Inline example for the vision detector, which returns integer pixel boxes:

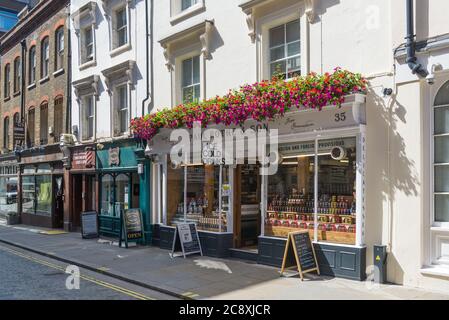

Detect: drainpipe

[141,0,154,116]
[405,0,428,77]
[20,39,26,124]
[66,5,72,136]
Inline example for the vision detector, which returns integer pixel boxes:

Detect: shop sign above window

[108,147,120,166]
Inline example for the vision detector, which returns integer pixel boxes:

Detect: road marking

[0,245,155,300]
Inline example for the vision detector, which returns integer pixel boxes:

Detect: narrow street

[0,243,177,300]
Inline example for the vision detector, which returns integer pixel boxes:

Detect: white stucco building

[145,0,449,292]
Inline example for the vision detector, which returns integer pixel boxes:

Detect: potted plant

[6,212,20,225]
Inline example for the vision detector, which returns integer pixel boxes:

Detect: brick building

[0,0,70,228]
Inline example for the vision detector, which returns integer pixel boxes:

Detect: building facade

[140,0,449,291]
[68,0,151,241]
[0,0,70,227]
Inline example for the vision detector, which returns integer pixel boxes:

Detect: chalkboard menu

[280,231,320,280]
[171,223,203,258]
[123,209,144,242]
[81,211,99,239]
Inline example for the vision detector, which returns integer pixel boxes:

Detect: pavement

[1,219,449,300]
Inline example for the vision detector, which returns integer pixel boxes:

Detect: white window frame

[256,3,309,82]
[41,37,50,79]
[81,25,95,65]
[181,55,201,104]
[170,0,205,25]
[113,83,130,137]
[174,46,204,106]
[81,94,96,142]
[55,27,65,72]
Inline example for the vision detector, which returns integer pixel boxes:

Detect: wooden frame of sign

[170,223,203,258]
[280,231,320,281]
[120,208,145,249]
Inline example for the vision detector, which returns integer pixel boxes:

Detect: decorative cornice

[72,75,100,99]
[305,0,317,23]
[101,60,136,93]
[71,1,97,31]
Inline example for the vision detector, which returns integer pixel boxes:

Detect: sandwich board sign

[120,209,144,248]
[81,211,99,239]
[280,231,320,281]
[170,223,203,258]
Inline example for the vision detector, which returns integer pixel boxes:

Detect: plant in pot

[6,212,20,225]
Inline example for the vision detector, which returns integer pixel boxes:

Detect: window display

[265,137,357,245]
[36,175,52,216]
[167,158,229,232]
[0,176,18,215]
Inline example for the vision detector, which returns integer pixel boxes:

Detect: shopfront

[151,94,367,280]
[62,144,97,232]
[0,157,19,218]
[96,139,152,242]
[19,145,65,229]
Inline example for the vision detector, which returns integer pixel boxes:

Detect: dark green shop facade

[96,139,152,243]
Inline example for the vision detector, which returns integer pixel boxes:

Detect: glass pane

[167,158,185,226]
[36,175,52,216]
[116,9,126,29]
[115,174,129,218]
[120,109,128,133]
[269,25,284,48]
[435,194,449,222]
[270,46,285,62]
[192,55,200,84]
[22,176,35,214]
[101,175,114,217]
[182,0,193,10]
[270,60,286,78]
[183,87,194,104]
[182,58,192,87]
[435,166,449,192]
[0,177,18,215]
[286,19,300,43]
[118,28,127,46]
[287,41,300,56]
[316,138,357,245]
[287,57,300,72]
[435,106,449,134]
[193,85,200,102]
[435,80,449,106]
[266,143,315,238]
[435,136,449,163]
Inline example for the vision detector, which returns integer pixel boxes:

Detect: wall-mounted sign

[108,147,120,166]
[72,149,95,170]
[13,122,25,146]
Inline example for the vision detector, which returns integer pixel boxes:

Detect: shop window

[167,159,229,232]
[35,174,52,216]
[55,27,65,71]
[27,108,35,147]
[3,117,9,150]
[53,97,63,142]
[13,57,21,93]
[269,19,301,80]
[41,37,50,78]
[40,102,48,145]
[29,46,36,84]
[0,176,18,215]
[115,174,130,218]
[181,56,200,104]
[22,175,35,214]
[101,174,115,217]
[265,137,357,245]
[113,7,128,49]
[4,63,10,98]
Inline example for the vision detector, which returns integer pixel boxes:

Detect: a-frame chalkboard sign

[170,223,203,258]
[280,231,320,281]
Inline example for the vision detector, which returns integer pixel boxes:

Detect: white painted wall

[70,0,148,141]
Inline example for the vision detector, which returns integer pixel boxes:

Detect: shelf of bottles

[171,196,227,232]
[265,193,356,245]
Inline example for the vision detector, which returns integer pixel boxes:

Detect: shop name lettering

[170,122,280,175]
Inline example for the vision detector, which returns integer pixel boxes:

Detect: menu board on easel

[280,231,320,280]
[171,223,203,258]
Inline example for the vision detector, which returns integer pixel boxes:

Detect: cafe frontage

[148,93,368,280]
[95,139,152,243]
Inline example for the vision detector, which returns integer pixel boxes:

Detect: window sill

[27,83,36,91]
[39,76,50,84]
[13,91,20,97]
[170,3,206,25]
[421,265,449,278]
[79,60,97,71]
[3,96,11,102]
[110,43,132,58]
[53,68,65,77]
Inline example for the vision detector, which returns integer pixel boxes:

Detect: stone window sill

[39,76,50,84]
[79,60,97,71]
[13,91,20,97]
[53,68,65,77]
[27,83,36,91]
[421,265,449,278]
[110,43,132,58]
[3,96,10,102]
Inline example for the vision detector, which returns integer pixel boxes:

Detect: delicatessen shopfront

[150,94,367,280]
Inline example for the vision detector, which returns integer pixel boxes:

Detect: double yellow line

[0,245,154,300]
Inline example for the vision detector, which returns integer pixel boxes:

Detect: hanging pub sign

[280,231,320,281]
[171,223,203,258]
[81,211,99,239]
[120,208,144,248]
[108,147,120,166]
